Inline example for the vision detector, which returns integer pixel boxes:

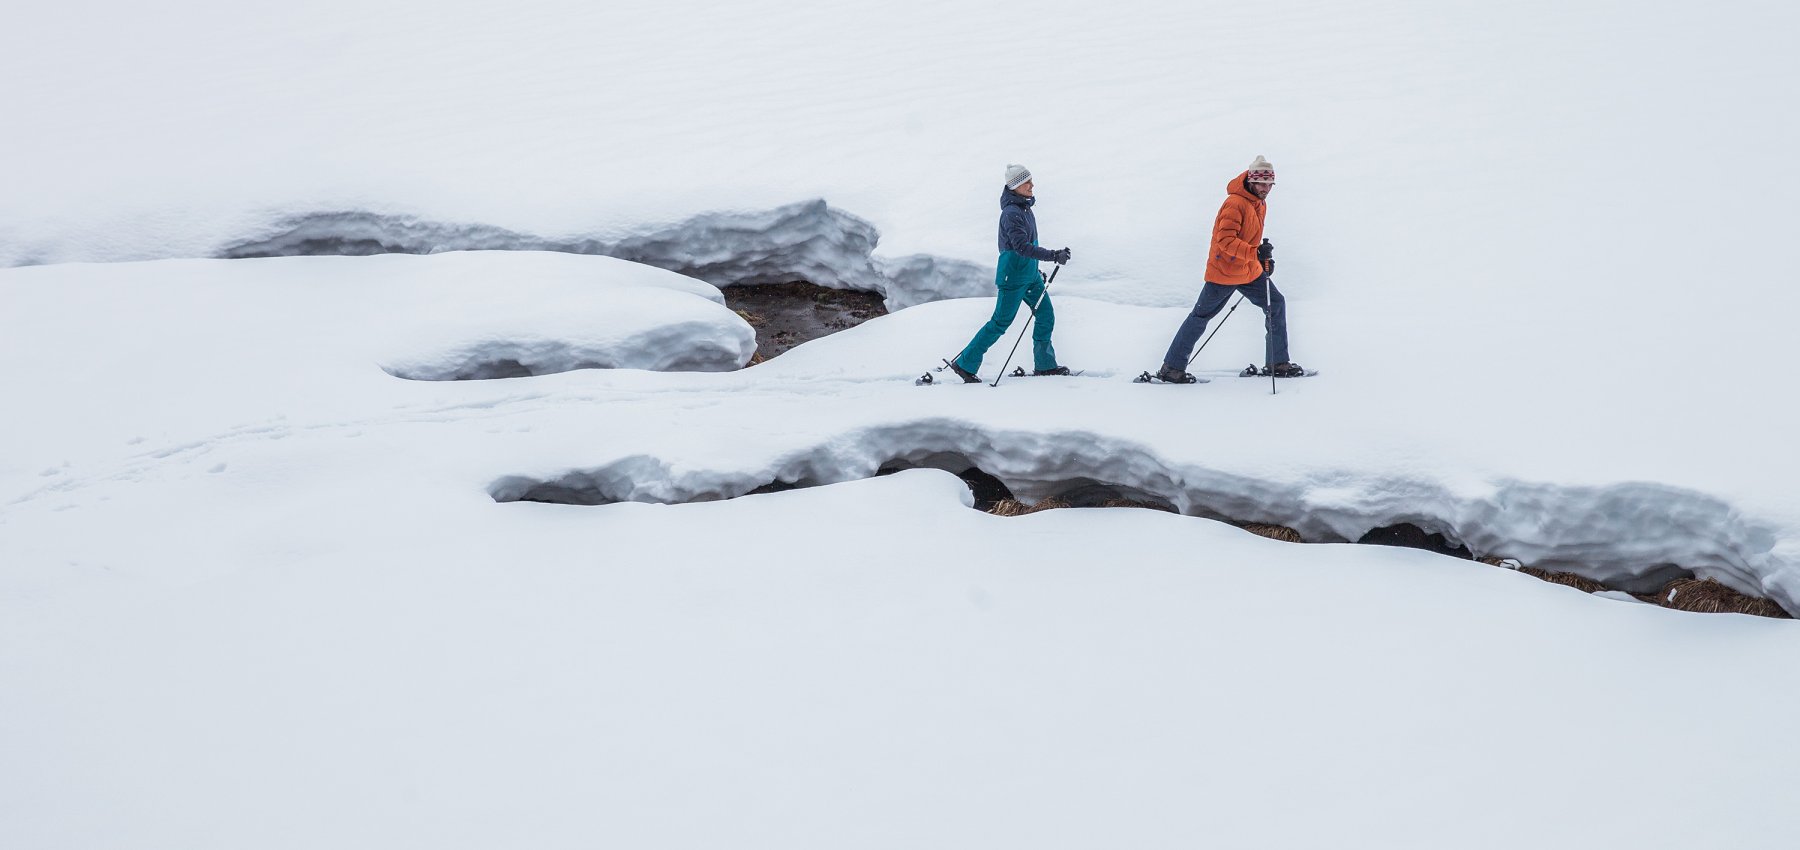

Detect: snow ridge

[218,201,988,310]
[379,319,754,380]
[488,418,1794,611]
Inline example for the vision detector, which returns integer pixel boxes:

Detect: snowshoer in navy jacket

[946,164,1073,380]
[998,188,1058,263]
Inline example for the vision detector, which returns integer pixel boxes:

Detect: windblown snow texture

[218,201,988,311]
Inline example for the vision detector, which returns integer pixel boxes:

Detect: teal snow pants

[954,250,1057,374]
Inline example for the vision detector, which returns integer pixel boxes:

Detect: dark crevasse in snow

[721,281,888,363]
[495,460,1785,618]
[484,425,1796,619]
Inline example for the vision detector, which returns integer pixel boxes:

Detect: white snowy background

[5,1,1800,848]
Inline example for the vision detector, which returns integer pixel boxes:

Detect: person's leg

[1026,274,1058,371]
[1161,282,1238,370]
[955,259,1030,373]
[1235,276,1289,366]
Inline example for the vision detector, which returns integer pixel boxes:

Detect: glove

[1050,247,1072,265]
[1257,238,1273,262]
[1262,257,1275,277]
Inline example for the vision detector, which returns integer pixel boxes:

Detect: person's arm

[1002,208,1059,262]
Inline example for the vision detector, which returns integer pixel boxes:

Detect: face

[1249,180,1274,199]
[1014,179,1034,198]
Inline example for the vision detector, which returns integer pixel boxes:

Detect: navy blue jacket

[998,190,1057,262]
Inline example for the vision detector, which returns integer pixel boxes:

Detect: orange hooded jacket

[1204,171,1267,285]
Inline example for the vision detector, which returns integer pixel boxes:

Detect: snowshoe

[1012,366,1081,377]
[1134,365,1202,384]
[1241,362,1316,378]
[918,358,980,385]
[919,358,978,384]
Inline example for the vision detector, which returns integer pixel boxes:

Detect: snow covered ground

[5,1,1800,847]
[7,252,1800,848]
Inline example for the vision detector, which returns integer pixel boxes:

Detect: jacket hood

[1001,189,1036,209]
[1226,171,1264,205]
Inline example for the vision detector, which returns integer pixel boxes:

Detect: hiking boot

[1270,361,1308,378]
[946,360,980,383]
[1155,364,1198,384]
[1032,366,1074,376]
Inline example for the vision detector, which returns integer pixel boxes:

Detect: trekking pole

[991,264,1060,387]
[1185,292,1245,369]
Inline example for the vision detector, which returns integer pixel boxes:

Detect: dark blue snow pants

[1162,274,1288,370]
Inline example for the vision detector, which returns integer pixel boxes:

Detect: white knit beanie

[1005,163,1032,190]
[1246,155,1276,183]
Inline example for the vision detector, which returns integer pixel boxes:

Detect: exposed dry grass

[1097,498,1177,513]
[1495,564,1795,618]
[733,308,768,327]
[1240,523,1302,543]
[1657,578,1792,619]
[986,497,1172,517]
[986,497,1068,517]
[1516,565,1609,594]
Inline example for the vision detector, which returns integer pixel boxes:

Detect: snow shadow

[217,201,988,310]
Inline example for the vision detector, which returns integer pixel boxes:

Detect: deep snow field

[5,2,1800,848]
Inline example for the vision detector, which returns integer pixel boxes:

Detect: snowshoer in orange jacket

[1153,155,1305,382]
